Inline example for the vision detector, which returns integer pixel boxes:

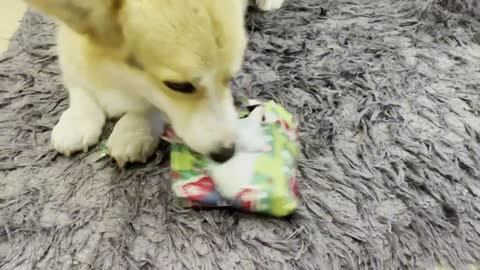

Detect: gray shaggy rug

[2,0,480,269]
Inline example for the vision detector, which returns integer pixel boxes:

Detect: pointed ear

[25,0,124,46]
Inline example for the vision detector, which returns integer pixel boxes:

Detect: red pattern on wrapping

[275,120,291,130]
[235,189,256,210]
[289,177,300,198]
[182,176,215,201]
[171,171,182,179]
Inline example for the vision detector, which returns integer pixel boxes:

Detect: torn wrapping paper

[163,100,300,217]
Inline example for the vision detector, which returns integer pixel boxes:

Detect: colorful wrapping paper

[164,100,300,217]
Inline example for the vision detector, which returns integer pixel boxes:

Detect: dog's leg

[106,112,162,166]
[51,87,105,156]
[255,0,285,11]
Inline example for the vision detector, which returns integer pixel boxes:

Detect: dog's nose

[209,145,236,163]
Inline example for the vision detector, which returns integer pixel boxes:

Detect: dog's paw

[51,108,105,156]
[107,114,159,167]
[255,0,285,11]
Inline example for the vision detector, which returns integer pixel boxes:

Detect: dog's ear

[26,0,124,46]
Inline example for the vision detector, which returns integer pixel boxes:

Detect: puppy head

[27,0,248,162]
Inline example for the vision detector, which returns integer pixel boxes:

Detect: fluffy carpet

[2,0,480,269]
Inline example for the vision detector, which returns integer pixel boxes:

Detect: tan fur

[26,0,284,165]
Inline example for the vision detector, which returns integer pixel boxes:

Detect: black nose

[209,145,236,163]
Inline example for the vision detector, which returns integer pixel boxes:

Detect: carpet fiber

[2,0,480,269]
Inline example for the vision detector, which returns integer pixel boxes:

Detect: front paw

[107,114,159,167]
[255,0,285,11]
[51,108,105,156]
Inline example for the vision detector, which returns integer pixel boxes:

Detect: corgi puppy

[26,0,285,166]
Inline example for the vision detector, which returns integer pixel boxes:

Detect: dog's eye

[164,81,196,94]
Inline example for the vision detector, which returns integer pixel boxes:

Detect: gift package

[163,100,301,217]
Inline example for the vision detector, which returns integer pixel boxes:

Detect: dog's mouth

[162,126,182,143]
[151,109,197,150]
[149,110,171,139]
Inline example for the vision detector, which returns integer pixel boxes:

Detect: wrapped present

[163,100,300,217]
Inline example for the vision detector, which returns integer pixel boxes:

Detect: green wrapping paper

[164,100,300,217]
